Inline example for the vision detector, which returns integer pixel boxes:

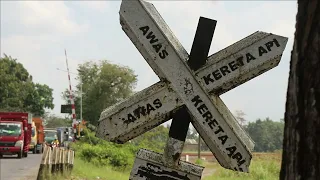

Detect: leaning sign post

[120,0,254,173]
[96,0,288,179]
[163,16,217,168]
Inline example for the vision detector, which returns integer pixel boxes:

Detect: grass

[195,158,205,166]
[70,157,130,180]
[203,153,282,180]
[70,152,282,180]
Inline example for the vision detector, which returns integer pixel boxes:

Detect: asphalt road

[0,152,42,180]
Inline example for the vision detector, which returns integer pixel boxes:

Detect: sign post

[61,104,72,114]
[97,31,288,146]
[96,0,288,178]
[163,16,216,168]
[120,0,254,172]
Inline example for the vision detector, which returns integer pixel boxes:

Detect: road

[0,152,42,180]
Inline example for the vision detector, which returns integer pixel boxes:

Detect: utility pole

[80,77,83,122]
[198,133,200,159]
[79,76,83,137]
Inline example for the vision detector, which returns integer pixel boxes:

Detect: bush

[80,143,134,168]
[195,158,204,166]
[71,129,137,170]
[71,126,169,171]
[129,125,169,153]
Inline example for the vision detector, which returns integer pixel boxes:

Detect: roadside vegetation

[71,158,129,180]
[203,153,281,180]
[68,126,282,180]
[1,54,285,179]
[0,54,55,116]
[69,126,169,180]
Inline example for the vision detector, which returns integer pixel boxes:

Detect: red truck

[0,112,32,158]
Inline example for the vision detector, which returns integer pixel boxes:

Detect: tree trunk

[280,0,320,180]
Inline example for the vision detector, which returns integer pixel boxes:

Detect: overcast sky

[1,1,297,123]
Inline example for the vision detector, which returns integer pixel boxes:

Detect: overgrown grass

[71,157,130,180]
[203,153,281,180]
[67,129,139,179]
[69,129,282,180]
[195,158,205,166]
[70,153,281,180]
[69,130,139,171]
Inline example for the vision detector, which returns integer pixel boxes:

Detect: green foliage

[186,125,198,140]
[43,113,71,128]
[70,125,168,171]
[130,125,169,153]
[245,118,284,152]
[204,154,281,180]
[195,158,204,166]
[70,129,138,170]
[78,143,134,168]
[62,60,137,125]
[25,84,54,115]
[0,54,54,116]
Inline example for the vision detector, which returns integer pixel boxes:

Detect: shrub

[70,129,137,170]
[77,142,135,169]
[72,126,169,170]
[195,158,204,166]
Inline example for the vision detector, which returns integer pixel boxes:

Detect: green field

[70,152,281,180]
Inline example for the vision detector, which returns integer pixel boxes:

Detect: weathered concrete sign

[164,16,216,168]
[118,0,257,172]
[97,32,288,144]
[130,149,204,180]
[96,0,289,177]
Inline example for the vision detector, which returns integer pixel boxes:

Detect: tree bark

[280,0,320,180]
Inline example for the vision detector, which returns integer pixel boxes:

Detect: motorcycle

[46,141,59,150]
[51,143,58,148]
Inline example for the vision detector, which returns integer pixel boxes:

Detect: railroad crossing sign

[131,149,203,180]
[163,16,217,168]
[96,0,288,178]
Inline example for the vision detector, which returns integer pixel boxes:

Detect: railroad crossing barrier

[37,145,75,180]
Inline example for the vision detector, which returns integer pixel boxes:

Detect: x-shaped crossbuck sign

[96,0,288,174]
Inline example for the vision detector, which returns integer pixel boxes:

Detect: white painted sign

[97,31,288,145]
[96,0,289,173]
[130,149,204,180]
[119,0,254,172]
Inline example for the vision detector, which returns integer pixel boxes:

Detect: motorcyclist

[51,138,60,147]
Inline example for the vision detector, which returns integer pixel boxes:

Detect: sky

[1,0,297,124]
